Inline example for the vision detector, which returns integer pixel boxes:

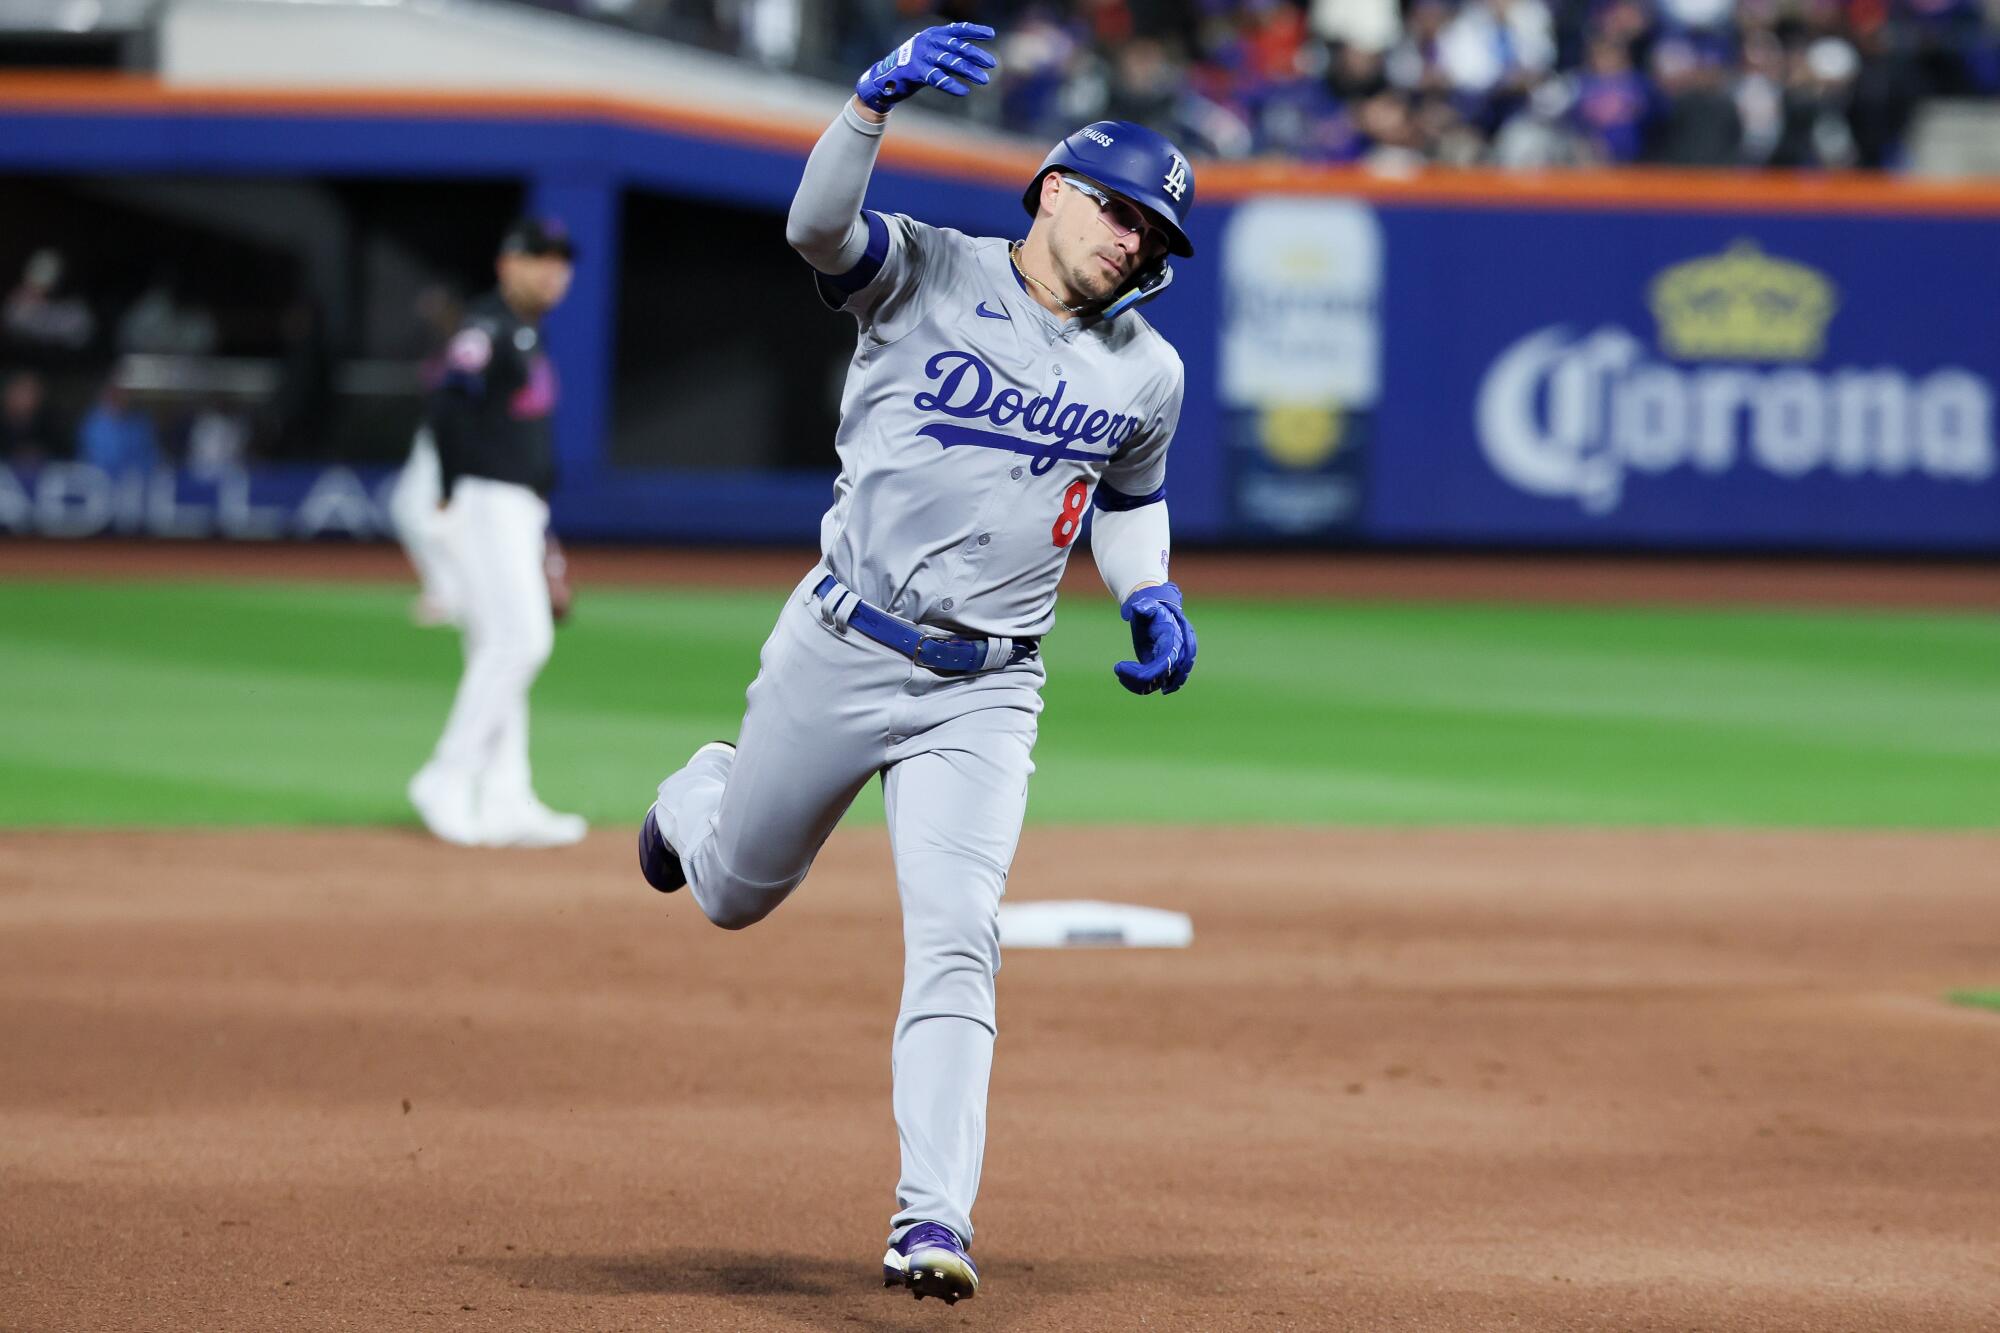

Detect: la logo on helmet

[1162,155,1189,202]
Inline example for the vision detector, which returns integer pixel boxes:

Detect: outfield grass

[2,579,1995,829]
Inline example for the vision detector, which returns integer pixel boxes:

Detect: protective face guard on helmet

[1099,259,1173,321]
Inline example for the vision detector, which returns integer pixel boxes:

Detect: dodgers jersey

[816,211,1185,641]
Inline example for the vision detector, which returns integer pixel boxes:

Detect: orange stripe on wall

[2,73,1997,214]
[1196,160,2000,212]
[0,73,1046,187]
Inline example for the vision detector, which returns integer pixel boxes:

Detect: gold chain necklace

[1010,242,1093,316]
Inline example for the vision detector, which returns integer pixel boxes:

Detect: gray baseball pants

[654,568,1043,1246]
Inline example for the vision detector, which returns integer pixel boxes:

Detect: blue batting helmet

[1022,121,1195,259]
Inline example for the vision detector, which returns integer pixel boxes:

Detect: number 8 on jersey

[1051,478,1089,548]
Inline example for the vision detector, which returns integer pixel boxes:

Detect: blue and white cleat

[639,741,736,894]
[636,804,684,893]
[883,1221,979,1304]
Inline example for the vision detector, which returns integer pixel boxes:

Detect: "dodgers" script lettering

[912,350,1141,475]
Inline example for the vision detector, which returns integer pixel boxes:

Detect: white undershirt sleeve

[1090,500,1173,605]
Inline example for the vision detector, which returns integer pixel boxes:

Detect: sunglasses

[1060,175,1159,247]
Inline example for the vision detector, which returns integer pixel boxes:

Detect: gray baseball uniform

[649,104,1183,1250]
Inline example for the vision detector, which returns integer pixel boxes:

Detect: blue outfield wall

[3,101,1996,552]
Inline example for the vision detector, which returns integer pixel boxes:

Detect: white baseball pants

[424,476,554,811]
[387,430,466,623]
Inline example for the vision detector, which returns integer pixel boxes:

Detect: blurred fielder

[387,420,463,628]
[406,218,585,848]
[637,25,1198,1303]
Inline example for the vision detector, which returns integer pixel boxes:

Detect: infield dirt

[4,825,1997,1332]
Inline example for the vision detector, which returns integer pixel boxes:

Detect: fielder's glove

[855,22,998,113]
[1114,582,1196,696]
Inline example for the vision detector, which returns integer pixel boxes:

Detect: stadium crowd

[0,246,359,472]
[6,2,1995,472]
[535,0,2000,168]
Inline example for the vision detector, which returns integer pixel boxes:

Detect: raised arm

[785,100,889,276]
[786,23,997,276]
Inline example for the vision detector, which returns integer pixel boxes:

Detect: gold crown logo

[1257,402,1345,469]
[1647,240,1837,362]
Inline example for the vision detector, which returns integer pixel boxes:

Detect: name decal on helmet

[1162,154,1190,203]
[1082,127,1117,148]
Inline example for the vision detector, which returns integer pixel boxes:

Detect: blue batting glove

[855,22,998,113]
[1114,582,1197,696]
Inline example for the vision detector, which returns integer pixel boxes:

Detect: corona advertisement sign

[1370,212,2000,551]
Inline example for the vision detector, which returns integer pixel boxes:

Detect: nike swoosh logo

[975,302,1010,321]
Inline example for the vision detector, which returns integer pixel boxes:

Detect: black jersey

[426,292,559,499]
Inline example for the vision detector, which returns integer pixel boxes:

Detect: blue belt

[812,575,1038,675]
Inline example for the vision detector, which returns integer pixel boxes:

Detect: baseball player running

[408,218,587,848]
[639,24,1198,1303]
